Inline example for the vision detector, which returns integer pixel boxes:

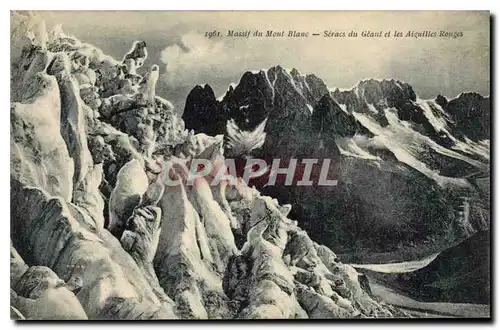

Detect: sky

[28,11,490,110]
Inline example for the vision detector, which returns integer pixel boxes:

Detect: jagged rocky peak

[448,92,490,115]
[359,78,416,102]
[312,93,360,138]
[441,92,490,141]
[455,91,487,101]
[183,84,224,136]
[331,78,443,135]
[331,78,416,113]
[221,69,275,130]
[330,79,489,146]
[304,73,330,102]
[183,65,331,135]
[187,84,217,100]
[435,94,448,108]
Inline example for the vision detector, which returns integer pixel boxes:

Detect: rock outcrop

[440,92,490,141]
[183,84,225,136]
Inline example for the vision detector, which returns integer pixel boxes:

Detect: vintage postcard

[10,10,490,320]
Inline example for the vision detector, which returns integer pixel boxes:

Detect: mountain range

[183,66,490,261]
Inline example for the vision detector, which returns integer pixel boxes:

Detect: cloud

[160,33,234,88]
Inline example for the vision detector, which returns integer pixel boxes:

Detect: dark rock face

[223,70,274,130]
[216,66,329,133]
[357,274,372,297]
[183,84,225,136]
[435,94,448,109]
[311,93,359,138]
[443,93,490,141]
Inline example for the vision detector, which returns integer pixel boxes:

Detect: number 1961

[204,30,222,38]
